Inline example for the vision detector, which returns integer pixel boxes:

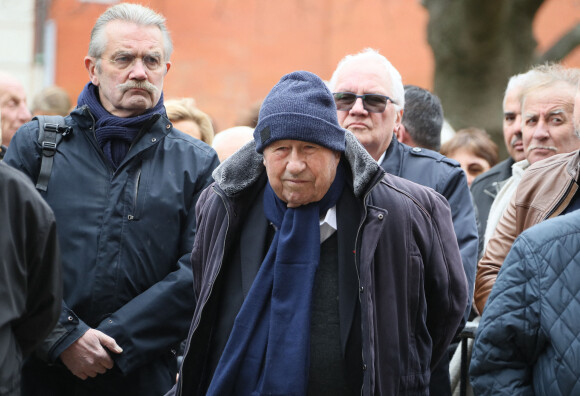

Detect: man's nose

[514,115,522,134]
[128,58,148,80]
[532,121,550,141]
[350,97,367,114]
[286,151,306,173]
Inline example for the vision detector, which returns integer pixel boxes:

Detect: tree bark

[422,0,578,159]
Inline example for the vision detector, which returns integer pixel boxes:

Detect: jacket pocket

[408,253,424,332]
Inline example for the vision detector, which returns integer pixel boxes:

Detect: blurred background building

[1,0,579,138]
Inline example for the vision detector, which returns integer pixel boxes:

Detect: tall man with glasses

[329,48,478,396]
[4,3,219,395]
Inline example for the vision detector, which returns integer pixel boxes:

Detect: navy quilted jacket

[470,210,580,395]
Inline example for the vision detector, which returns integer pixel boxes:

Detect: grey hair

[88,3,173,62]
[328,48,405,111]
[503,68,547,109]
[401,85,444,151]
[519,63,579,106]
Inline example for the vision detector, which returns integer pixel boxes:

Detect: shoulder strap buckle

[35,115,70,192]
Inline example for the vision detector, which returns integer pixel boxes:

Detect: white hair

[328,48,405,111]
[503,69,540,109]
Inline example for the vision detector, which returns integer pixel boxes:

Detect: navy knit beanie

[254,71,346,153]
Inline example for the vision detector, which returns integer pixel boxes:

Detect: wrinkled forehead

[522,84,575,116]
[0,81,26,105]
[103,20,165,56]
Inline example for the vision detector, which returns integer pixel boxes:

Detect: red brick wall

[50,0,580,131]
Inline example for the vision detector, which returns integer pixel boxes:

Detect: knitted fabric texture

[207,164,346,395]
[77,82,165,168]
[254,71,346,153]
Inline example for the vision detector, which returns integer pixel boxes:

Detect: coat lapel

[337,187,362,355]
[240,192,269,299]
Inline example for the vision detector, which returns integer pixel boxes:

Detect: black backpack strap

[35,115,72,192]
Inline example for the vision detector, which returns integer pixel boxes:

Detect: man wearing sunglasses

[329,48,478,396]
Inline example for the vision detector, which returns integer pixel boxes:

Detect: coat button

[378,214,384,220]
[166,124,171,129]
[151,137,157,142]
[412,147,422,152]
[363,364,367,371]
[359,286,364,293]
[68,316,74,321]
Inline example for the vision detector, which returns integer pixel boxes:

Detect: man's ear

[85,57,99,86]
[397,124,415,147]
[393,109,404,138]
[395,122,407,141]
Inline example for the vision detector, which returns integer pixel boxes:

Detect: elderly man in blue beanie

[168,70,468,396]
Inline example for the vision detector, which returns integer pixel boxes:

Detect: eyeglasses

[333,92,396,113]
[101,53,163,71]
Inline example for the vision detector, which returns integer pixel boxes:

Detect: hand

[60,328,123,380]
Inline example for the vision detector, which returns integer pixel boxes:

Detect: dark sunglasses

[333,92,396,113]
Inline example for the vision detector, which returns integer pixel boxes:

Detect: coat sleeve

[13,205,62,358]
[95,151,220,374]
[475,187,519,314]
[424,191,468,368]
[440,166,479,322]
[1,164,62,358]
[469,234,542,395]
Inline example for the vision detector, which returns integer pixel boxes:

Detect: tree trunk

[424,0,544,158]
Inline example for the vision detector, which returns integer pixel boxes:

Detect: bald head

[0,71,31,146]
[212,126,255,162]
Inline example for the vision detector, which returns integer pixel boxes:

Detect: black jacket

[380,137,478,320]
[0,162,61,396]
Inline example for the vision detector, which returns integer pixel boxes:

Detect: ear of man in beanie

[254,71,346,153]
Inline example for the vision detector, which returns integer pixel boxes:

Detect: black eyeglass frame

[332,92,397,113]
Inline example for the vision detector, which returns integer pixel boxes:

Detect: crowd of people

[1,2,579,396]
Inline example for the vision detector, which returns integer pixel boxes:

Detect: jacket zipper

[128,169,141,221]
[544,179,577,219]
[354,172,384,396]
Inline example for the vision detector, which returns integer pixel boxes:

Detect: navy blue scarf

[77,82,165,168]
[207,163,346,396]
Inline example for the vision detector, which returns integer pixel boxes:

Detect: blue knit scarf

[207,163,345,396]
[77,82,165,168]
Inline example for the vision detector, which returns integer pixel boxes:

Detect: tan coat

[474,150,580,314]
